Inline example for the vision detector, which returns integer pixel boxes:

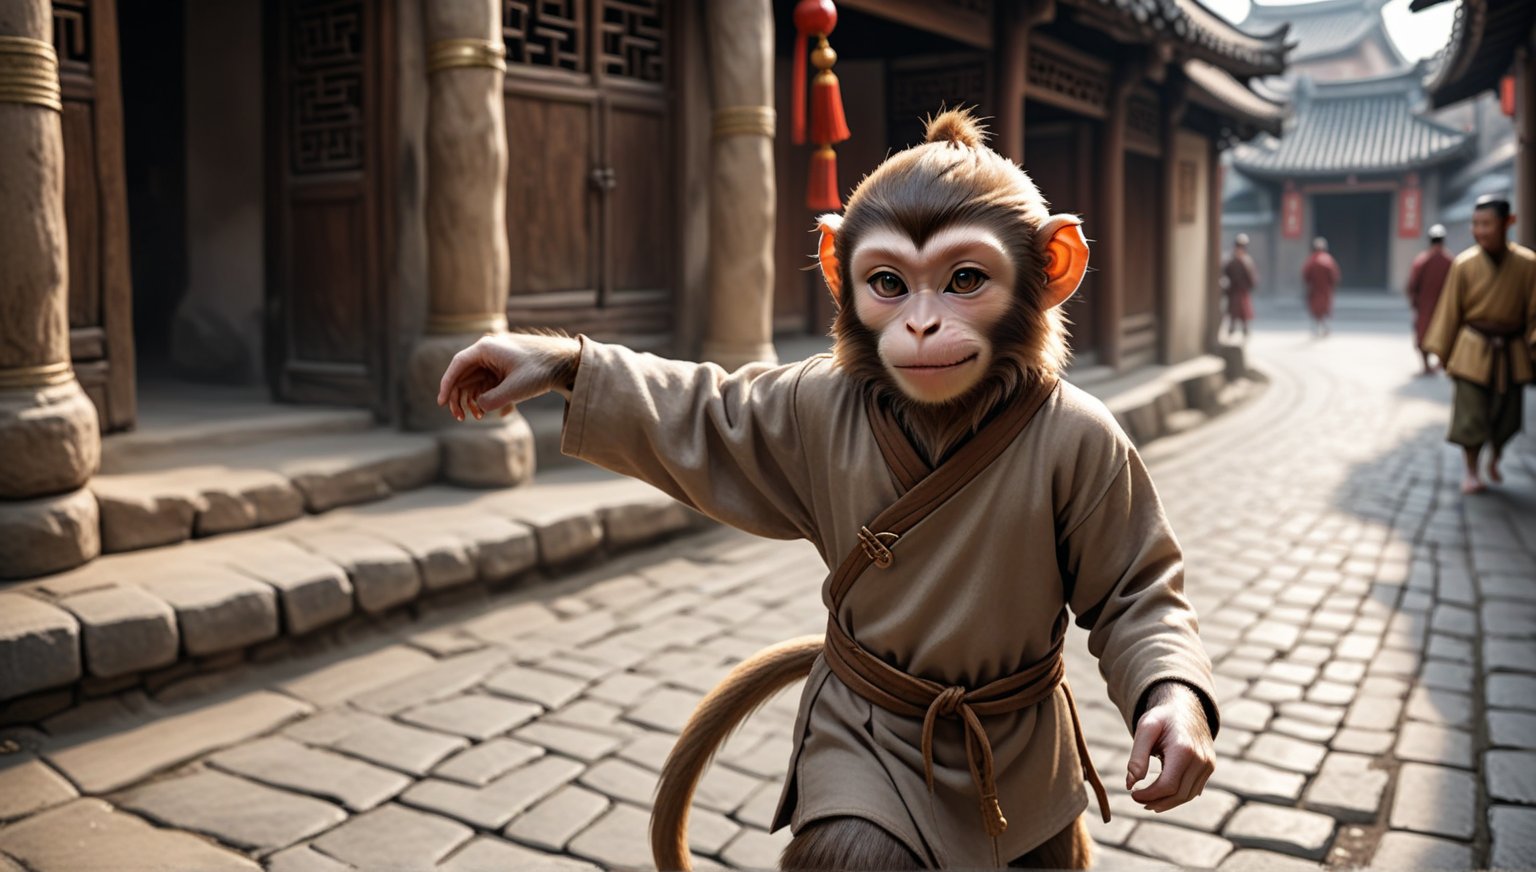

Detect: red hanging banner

[1398,185,1423,238]
[1281,188,1304,239]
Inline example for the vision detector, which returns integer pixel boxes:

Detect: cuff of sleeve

[559,335,599,461]
[1126,672,1222,739]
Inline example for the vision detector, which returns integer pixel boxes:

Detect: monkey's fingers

[439,347,493,407]
[1130,746,1190,806]
[1126,718,1164,789]
[1141,756,1203,812]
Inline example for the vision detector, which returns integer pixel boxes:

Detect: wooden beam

[837,0,992,49]
[1158,72,1188,365]
[1097,61,1142,370]
[1205,138,1224,353]
[995,0,1055,165]
[1519,46,1536,248]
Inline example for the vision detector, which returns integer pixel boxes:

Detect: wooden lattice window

[503,0,586,72]
[599,0,665,83]
[288,0,365,174]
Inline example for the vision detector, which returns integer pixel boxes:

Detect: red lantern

[793,0,851,210]
[1501,74,1517,117]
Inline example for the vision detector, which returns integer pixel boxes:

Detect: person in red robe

[1406,224,1454,375]
[1302,237,1341,337]
[1222,233,1258,340]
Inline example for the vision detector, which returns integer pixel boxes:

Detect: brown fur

[651,636,823,871]
[831,108,1072,465]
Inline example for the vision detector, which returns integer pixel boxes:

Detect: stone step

[91,429,442,553]
[0,466,703,709]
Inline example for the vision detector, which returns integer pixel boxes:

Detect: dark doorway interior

[1312,192,1391,290]
[119,1,187,375]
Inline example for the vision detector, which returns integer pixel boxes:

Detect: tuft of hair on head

[923,107,988,149]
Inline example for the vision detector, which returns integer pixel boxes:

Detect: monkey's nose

[906,317,940,337]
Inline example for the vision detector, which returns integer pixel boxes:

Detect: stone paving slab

[309,803,472,868]
[45,690,311,794]
[115,769,346,854]
[207,736,411,812]
[0,756,77,822]
[0,798,259,871]
[284,710,468,777]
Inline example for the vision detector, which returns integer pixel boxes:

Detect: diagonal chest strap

[817,377,1111,863]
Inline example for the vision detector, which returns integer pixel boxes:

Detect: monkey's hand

[436,333,581,422]
[1124,680,1215,812]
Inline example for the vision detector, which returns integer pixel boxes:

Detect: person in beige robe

[559,336,1220,868]
[1421,196,1536,493]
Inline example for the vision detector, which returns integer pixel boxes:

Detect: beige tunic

[1422,243,1536,387]
[561,338,1219,868]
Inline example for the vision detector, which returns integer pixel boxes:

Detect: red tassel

[811,68,850,145]
[807,145,841,211]
[792,32,808,144]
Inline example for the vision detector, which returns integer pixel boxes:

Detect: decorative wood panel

[501,0,675,344]
[599,0,665,84]
[887,57,988,148]
[504,93,598,298]
[267,0,393,412]
[503,0,586,72]
[1026,40,1109,119]
[54,0,135,432]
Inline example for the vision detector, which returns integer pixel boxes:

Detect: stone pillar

[0,2,102,579]
[403,0,534,487]
[700,0,776,370]
[1205,138,1224,353]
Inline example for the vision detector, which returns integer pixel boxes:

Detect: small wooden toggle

[857,526,899,568]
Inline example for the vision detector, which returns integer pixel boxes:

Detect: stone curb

[0,475,708,713]
[1098,345,1260,447]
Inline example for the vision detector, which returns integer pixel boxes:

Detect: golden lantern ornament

[792,0,851,211]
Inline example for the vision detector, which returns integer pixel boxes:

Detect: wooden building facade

[40,0,1286,436]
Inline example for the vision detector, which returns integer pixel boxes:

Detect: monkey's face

[849,222,1017,405]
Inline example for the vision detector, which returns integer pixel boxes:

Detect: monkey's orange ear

[1039,214,1090,309]
[815,214,843,306]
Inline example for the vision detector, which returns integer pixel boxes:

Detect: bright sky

[1200,0,1461,62]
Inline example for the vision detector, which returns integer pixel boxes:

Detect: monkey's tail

[650,635,823,872]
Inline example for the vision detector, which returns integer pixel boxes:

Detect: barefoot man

[1407,224,1453,375]
[1422,195,1536,494]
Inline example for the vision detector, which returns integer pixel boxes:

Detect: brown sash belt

[1466,320,1523,396]
[823,612,1112,842]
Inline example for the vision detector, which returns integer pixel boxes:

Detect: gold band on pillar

[712,105,775,140]
[0,36,62,111]
[0,361,73,390]
[427,312,508,335]
[427,38,508,74]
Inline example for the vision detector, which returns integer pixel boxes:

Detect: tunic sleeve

[560,337,817,542]
[1407,256,1424,303]
[1059,451,1220,736]
[1422,260,1466,359]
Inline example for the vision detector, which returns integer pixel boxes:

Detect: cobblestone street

[2,306,1534,871]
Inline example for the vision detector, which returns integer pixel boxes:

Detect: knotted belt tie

[1466,320,1523,396]
[822,612,1112,843]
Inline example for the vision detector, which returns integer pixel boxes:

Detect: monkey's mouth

[896,353,979,371]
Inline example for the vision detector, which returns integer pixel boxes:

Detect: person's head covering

[1234,233,1250,247]
[1428,224,1447,242]
[1312,237,1328,251]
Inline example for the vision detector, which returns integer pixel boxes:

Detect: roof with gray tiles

[1419,0,1536,109]
[1064,0,1292,77]
[1232,64,1472,178]
[1240,0,1399,64]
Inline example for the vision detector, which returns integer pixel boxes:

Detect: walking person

[1407,224,1454,375]
[1422,195,1536,494]
[1222,233,1258,341]
[1302,237,1341,337]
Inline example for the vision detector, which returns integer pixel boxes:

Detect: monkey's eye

[946,268,988,294]
[869,272,907,298]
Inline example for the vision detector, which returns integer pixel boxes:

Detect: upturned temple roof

[1063,0,1292,78]
[1231,63,1473,178]
[1414,0,1536,109]
[1239,0,1400,65]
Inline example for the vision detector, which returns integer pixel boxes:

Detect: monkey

[439,108,1218,871]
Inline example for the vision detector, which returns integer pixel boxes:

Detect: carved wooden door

[54,0,136,432]
[1122,152,1161,367]
[501,0,674,346]
[265,0,394,411]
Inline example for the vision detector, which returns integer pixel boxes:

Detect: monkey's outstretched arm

[559,338,819,542]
